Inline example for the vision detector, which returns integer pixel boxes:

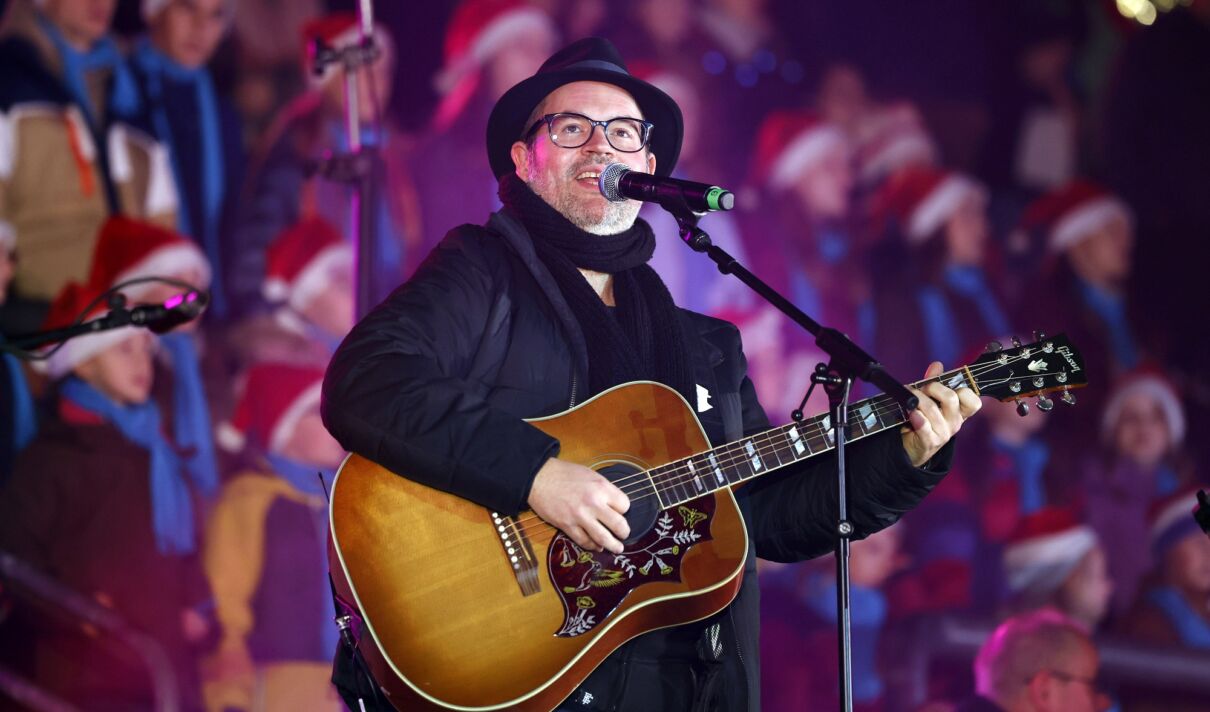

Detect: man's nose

[582,125,614,155]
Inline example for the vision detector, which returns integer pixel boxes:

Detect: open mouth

[574,169,602,189]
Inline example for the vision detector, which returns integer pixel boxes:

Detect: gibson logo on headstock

[1057,346,1081,373]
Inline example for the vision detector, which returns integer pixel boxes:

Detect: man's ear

[647,150,657,175]
[511,141,530,179]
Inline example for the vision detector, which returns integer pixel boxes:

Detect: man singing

[321,38,981,711]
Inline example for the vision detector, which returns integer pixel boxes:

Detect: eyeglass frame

[523,112,655,153]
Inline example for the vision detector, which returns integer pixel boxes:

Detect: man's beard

[525,158,641,235]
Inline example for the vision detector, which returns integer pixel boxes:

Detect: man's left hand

[900,361,981,467]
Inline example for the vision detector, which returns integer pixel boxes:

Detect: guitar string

[506,357,1061,539]
[506,354,1072,539]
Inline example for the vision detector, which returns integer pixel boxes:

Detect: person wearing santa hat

[1001,508,1113,631]
[228,216,354,368]
[231,11,419,315]
[129,0,244,320]
[1117,488,1210,712]
[1076,367,1196,618]
[204,363,344,712]
[0,0,178,335]
[411,0,559,257]
[743,109,866,340]
[863,165,1012,383]
[0,281,213,710]
[88,215,221,505]
[0,229,37,482]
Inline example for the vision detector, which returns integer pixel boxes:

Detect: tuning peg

[1016,400,1030,417]
[1009,381,1022,393]
[1061,390,1077,406]
[1036,395,1054,412]
[1011,336,1022,348]
[1033,330,1046,342]
[985,340,1003,353]
[1056,371,1068,383]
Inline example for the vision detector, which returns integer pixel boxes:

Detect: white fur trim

[107,124,132,181]
[215,420,246,452]
[288,244,352,313]
[0,111,12,179]
[268,381,323,454]
[859,131,937,184]
[272,307,309,336]
[1004,525,1098,594]
[0,220,14,252]
[1100,375,1185,447]
[433,9,556,94]
[112,242,212,299]
[768,125,848,190]
[262,278,290,304]
[144,141,179,217]
[44,326,142,380]
[66,106,96,162]
[1048,197,1132,253]
[907,174,985,243]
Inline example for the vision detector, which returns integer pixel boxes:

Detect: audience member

[226,216,352,368]
[1078,369,1195,618]
[0,0,177,333]
[203,364,343,712]
[87,215,220,505]
[0,281,211,710]
[864,167,1010,381]
[1002,508,1113,631]
[226,0,321,137]
[957,607,1107,712]
[131,0,244,320]
[232,11,418,313]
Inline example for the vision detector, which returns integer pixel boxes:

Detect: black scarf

[499,173,695,405]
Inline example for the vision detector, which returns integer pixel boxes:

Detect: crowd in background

[0,0,1208,710]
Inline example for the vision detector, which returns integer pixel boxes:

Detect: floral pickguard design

[548,495,715,637]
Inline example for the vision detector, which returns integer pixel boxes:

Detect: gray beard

[525,164,641,236]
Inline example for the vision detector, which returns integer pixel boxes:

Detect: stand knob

[1037,396,1054,412]
[1061,390,1077,406]
[1016,401,1030,417]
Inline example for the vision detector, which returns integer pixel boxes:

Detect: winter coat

[321,208,954,711]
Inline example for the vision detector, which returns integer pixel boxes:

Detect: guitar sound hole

[597,463,658,547]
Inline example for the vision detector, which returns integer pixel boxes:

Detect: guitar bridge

[491,511,541,596]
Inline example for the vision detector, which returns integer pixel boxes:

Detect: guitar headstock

[967,332,1087,415]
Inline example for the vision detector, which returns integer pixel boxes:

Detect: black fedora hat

[486,37,683,180]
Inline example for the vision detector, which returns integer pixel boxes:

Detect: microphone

[598,163,735,212]
[128,289,209,334]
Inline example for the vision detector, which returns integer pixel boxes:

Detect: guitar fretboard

[643,368,973,508]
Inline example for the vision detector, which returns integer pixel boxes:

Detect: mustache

[566,158,614,179]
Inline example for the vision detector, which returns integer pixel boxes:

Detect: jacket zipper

[568,373,578,408]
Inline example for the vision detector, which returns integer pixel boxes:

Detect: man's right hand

[527,458,631,554]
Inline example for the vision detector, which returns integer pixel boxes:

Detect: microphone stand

[2,291,204,353]
[660,198,917,712]
[309,0,382,320]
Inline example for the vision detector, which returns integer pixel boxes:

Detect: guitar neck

[646,367,974,509]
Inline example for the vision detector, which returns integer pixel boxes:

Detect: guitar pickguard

[548,495,716,637]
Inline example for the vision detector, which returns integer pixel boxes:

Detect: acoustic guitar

[329,334,1086,711]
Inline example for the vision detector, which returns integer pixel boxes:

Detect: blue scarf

[60,378,195,554]
[131,39,227,318]
[1147,586,1210,650]
[991,436,1050,514]
[917,265,1011,367]
[159,333,218,500]
[2,342,37,456]
[328,123,405,287]
[37,15,139,129]
[264,453,338,654]
[1078,279,1140,370]
[802,572,888,703]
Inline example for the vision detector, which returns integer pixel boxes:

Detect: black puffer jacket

[321,209,953,711]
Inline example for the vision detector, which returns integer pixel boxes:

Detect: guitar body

[329,381,749,711]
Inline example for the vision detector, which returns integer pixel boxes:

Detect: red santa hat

[37,282,145,380]
[853,101,938,186]
[1100,367,1186,448]
[870,166,986,244]
[430,0,557,131]
[1003,507,1099,596]
[142,0,233,24]
[88,216,211,301]
[749,110,849,191]
[1149,488,1205,560]
[262,217,352,312]
[1021,180,1133,253]
[216,363,326,454]
[302,12,394,87]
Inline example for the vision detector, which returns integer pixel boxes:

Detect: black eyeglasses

[524,112,654,153]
